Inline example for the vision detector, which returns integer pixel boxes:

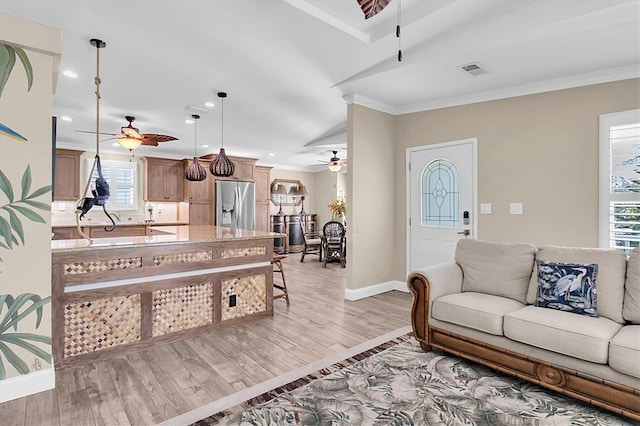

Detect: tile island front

[51,225,280,368]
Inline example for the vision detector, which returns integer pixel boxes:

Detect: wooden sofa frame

[408,272,640,421]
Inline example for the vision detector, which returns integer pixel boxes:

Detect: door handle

[457,229,470,237]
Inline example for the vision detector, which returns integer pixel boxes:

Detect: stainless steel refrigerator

[215,180,255,230]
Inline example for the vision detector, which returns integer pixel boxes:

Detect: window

[599,109,640,254]
[422,159,459,227]
[86,159,138,211]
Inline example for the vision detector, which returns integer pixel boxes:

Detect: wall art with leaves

[0,41,32,141]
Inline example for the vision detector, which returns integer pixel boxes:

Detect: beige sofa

[408,239,640,420]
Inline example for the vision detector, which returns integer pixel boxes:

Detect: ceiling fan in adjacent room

[315,150,347,172]
[76,115,178,151]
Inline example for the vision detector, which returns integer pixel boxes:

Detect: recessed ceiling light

[268,153,275,156]
[204,101,215,108]
[63,70,78,78]
[59,116,72,122]
[185,119,194,124]
[112,142,120,147]
[200,144,209,148]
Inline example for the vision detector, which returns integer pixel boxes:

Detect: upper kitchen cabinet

[144,157,184,201]
[53,149,82,201]
[202,154,256,181]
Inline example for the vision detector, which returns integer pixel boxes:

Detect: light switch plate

[480,203,492,214]
[510,202,523,215]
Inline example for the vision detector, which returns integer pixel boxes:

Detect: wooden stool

[272,254,290,306]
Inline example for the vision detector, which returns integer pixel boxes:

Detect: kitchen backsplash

[51,201,184,226]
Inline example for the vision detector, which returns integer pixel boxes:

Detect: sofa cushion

[536,260,598,317]
[623,248,640,324]
[455,239,536,304]
[526,246,627,324]
[609,326,640,379]
[432,292,524,336]
[504,306,622,364]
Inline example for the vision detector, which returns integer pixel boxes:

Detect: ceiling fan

[76,115,178,151]
[316,150,347,172]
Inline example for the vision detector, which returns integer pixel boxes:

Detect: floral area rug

[194,334,637,425]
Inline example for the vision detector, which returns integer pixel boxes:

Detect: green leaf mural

[0,165,51,269]
[0,293,51,379]
[0,42,32,142]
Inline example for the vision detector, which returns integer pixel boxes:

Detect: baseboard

[0,367,55,403]
[344,280,407,301]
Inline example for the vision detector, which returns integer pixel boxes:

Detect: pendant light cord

[397,0,402,62]
[193,117,198,157]
[220,96,224,148]
[95,44,101,156]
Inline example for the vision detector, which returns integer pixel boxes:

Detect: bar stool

[272,254,290,306]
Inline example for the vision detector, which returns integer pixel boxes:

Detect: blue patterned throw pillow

[536,260,598,317]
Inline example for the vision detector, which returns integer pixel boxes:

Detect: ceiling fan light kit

[328,150,343,173]
[185,114,207,182]
[118,136,142,151]
[209,91,236,177]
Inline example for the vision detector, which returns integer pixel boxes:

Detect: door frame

[405,138,478,277]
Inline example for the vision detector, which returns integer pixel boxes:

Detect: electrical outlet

[229,294,237,307]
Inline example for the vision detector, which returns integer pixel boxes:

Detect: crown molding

[344,65,640,116]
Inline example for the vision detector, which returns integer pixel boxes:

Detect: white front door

[407,139,477,274]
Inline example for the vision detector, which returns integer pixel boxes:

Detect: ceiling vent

[184,105,209,113]
[458,62,487,76]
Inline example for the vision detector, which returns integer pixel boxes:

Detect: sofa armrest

[407,262,463,351]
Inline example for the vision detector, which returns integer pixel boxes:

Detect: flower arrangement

[329,196,347,220]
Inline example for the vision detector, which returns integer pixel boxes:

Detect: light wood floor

[1,254,412,425]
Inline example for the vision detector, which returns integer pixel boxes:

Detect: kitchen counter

[52,225,282,252]
[51,220,189,227]
[51,225,279,368]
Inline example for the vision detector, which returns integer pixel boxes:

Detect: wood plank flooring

[0,254,412,425]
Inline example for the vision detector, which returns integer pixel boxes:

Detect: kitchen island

[51,225,279,368]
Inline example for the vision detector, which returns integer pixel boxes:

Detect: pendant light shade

[185,114,207,182]
[210,91,235,177]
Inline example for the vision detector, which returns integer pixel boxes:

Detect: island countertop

[52,225,283,253]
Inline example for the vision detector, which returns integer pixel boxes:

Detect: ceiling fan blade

[357,0,390,19]
[121,127,142,139]
[75,130,118,136]
[141,140,159,147]
[141,134,178,143]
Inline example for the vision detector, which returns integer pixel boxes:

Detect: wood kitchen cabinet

[254,165,272,232]
[52,226,85,240]
[202,154,256,181]
[89,225,146,238]
[53,149,82,201]
[145,157,184,201]
[183,159,214,226]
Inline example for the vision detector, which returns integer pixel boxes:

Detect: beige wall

[0,13,60,399]
[314,169,347,226]
[348,104,397,290]
[391,78,640,281]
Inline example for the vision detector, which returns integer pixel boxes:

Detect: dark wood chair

[299,219,322,262]
[321,221,346,268]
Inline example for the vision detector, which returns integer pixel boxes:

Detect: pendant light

[209,91,235,177]
[185,114,207,181]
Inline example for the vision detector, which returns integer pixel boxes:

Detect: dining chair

[300,217,322,262]
[321,220,346,268]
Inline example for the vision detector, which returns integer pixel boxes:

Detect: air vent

[184,105,209,112]
[458,62,487,76]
